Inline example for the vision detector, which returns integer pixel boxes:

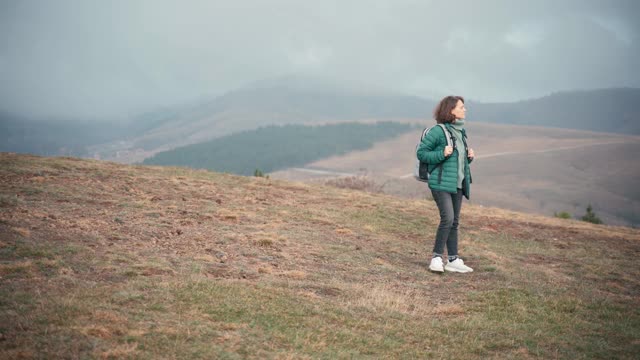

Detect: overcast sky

[1,0,639,120]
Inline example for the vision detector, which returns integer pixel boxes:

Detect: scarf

[450,120,466,189]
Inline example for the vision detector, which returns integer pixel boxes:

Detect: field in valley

[272,122,640,227]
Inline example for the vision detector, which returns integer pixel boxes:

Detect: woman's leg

[430,189,454,257]
[446,189,464,260]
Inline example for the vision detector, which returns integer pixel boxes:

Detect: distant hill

[469,88,640,135]
[0,109,179,158]
[87,86,640,163]
[0,111,123,157]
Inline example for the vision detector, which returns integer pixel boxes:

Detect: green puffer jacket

[416,124,473,199]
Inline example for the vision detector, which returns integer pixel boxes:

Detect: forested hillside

[142,122,413,175]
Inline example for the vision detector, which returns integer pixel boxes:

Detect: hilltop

[1,153,639,358]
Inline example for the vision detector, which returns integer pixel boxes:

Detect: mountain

[3,82,638,163]
[1,153,639,358]
[469,88,640,134]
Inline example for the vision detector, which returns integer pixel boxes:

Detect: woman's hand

[444,146,453,157]
[468,148,475,160]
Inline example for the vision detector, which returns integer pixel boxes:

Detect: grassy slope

[1,153,639,359]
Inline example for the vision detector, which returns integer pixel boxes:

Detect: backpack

[414,124,455,182]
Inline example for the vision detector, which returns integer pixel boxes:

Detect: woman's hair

[433,95,464,124]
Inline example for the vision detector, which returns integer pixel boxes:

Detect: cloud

[0,0,638,119]
[504,21,547,49]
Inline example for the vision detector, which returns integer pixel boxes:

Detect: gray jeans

[431,188,463,257]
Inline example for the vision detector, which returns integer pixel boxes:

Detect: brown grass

[324,176,382,193]
[11,227,31,238]
[281,270,307,279]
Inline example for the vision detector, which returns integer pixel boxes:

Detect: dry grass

[11,227,30,237]
[0,260,36,277]
[1,153,639,359]
[324,176,382,193]
[346,284,434,316]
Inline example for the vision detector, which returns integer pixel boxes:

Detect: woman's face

[451,100,466,119]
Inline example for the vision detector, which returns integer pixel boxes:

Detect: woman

[416,96,475,273]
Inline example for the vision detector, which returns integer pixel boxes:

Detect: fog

[1,0,638,120]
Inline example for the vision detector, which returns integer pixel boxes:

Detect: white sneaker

[445,258,473,273]
[429,257,444,273]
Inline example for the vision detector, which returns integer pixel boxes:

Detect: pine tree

[581,204,603,224]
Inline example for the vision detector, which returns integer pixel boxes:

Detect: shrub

[554,211,572,219]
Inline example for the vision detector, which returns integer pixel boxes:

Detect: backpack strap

[437,123,455,149]
[420,127,429,141]
[435,124,456,185]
